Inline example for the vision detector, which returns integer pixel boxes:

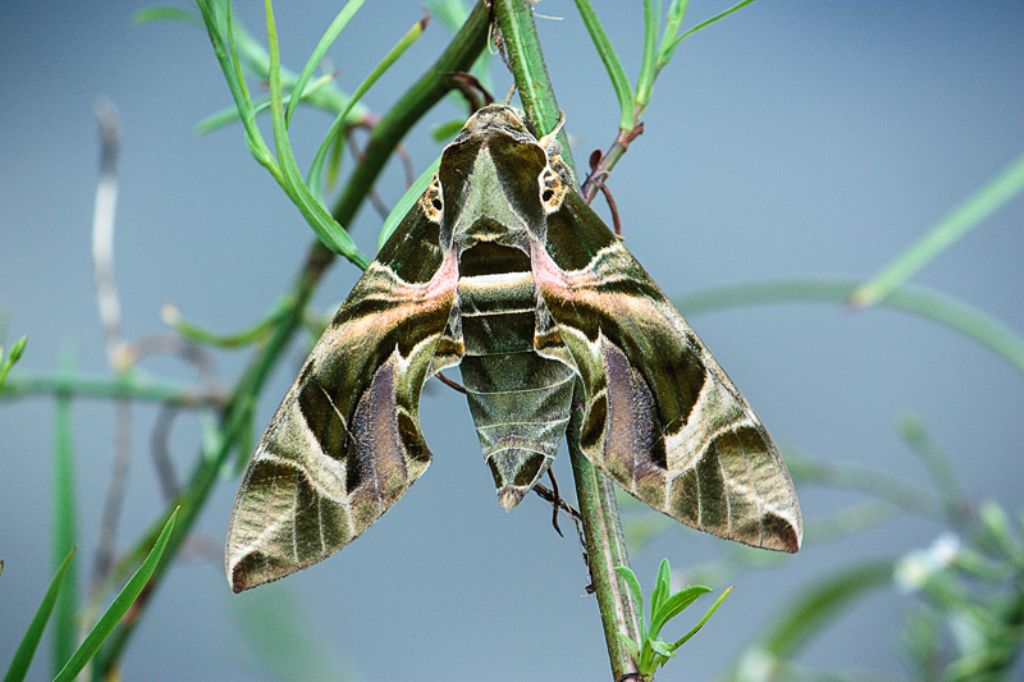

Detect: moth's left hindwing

[534,187,803,553]
[226,201,457,592]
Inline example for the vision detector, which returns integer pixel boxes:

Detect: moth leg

[545,468,564,537]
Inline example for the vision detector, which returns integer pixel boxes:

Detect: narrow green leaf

[194,0,276,175]
[897,414,962,513]
[657,0,690,61]
[52,350,78,676]
[649,637,675,659]
[669,0,757,52]
[307,14,429,200]
[851,151,1024,307]
[977,501,1023,565]
[133,6,202,26]
[53,509,179,682]
[3,548,76,682]
[757,561,892,658]
[163,298,290,348]
[784,447,940,518]
[428,0,492,92]
[285,0,366,126]
[572,0,635,130]
[673,278,1024,373]
[264,0,369,268]
[670,585,734,650]
[232,394,257,475]
[804,501,898,544]
[615,631,641,660]
[649,585,711,639]
[431,118,466,142]
[634,0,659,110]
[325,125,345,190]
[225,2,278,173]
[614,565,646,632]
[8,336,27,364]
[0,335,27,390]
[649,558,671,621]
[377,155,440,250]
[426,0,468,31]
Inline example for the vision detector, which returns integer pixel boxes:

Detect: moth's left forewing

[226,201,457,592]
[533,190,802,552]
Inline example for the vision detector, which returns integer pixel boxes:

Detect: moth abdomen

[456,243,574,508]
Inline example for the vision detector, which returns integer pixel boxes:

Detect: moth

[226,104,802,592]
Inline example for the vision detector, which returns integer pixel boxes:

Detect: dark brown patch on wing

[762,512,801,553]
[298,377,348,461]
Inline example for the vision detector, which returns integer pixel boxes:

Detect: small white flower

[735,648,776,682]
[895,533,960,593]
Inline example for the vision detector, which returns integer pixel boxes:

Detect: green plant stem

[92,5,491,675]
[571,412,644,679]
[673,278,1024,373]
[492,2,641,678]
[52,352,78,676]
[490,0,574,167]
[784,448,941,519]
[0,373,223,407]
[851,150,1024,308]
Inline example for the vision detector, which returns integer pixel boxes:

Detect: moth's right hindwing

[225,201,457,592]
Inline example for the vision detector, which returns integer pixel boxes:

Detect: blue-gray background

[1,1,1021,680]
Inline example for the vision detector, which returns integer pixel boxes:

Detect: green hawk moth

[225,104,802,592]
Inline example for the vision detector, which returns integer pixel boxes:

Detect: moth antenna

[501,83,516,105]
[538,110,565,149]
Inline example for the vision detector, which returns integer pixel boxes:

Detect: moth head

[458,104,533,140]
[440,105,570,231]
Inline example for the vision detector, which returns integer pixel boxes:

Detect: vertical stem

[569,409,644,680]
[491,0,574,169]
[492,2,641,679]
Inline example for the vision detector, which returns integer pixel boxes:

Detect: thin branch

[89,99,132,593]
[92,98,125,367]
[586,150,625,236]
[151,405,182,502]
[125,333,218,383]
[445,71,495,112]
[581,123,644,204]
[395,142,416,188]
[92,403,132,592]
[0,373,224,407]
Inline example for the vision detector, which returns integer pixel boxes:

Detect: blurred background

[1,1,1021,680]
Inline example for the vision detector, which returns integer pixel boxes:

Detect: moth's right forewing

[226,203,457,592]
[535,191,802,553]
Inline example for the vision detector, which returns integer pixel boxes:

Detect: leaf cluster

[614,559,733,677]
